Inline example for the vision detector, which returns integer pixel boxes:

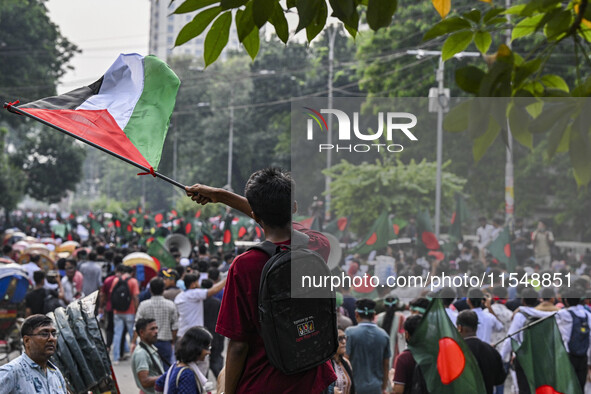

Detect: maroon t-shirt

[393,349,416,389]
[216,224,336,393]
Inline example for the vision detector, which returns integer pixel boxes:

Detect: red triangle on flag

[437,337,465,384]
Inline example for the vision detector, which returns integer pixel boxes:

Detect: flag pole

[5,104,187,190]
[492,312,558,348]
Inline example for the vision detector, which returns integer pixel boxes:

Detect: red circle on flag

[204,235,211,245]
[131,217,137,224]
[393,224,400,235]
[450,212,456,225]
[421,231,439,250]
[115,220,121,228]
[428,251,445,261]
[155,213,163,223]
[223,230,232,244]
[185,223,192,235]
[366,233,378,245]
[437,337,465,384]
[504,244,511,257]
[238,226,247,238]
[535,385,561,394]
[255,227,262,238]
[195,211,201,218]
[337,217,348,231]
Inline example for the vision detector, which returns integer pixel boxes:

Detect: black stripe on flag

[18,77,104,110]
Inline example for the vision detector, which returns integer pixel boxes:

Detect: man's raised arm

[185,184,253,219]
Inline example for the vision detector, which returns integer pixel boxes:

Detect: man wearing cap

[161,268,181,301]
[345,298,391,394]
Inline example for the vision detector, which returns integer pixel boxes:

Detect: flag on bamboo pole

[512,316,582,394]
[407,298,487,393]
[147,237,177,269]
[416,209,440,250]
[9,53,179,174]
[350,212,395,254]
[449,194,468,242]
[487,226,517,271]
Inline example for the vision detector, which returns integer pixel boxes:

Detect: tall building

[149,0,240,61]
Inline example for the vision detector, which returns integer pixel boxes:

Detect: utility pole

[406,49,480,237]
[505,0,515,231]
[227,85,235,191]
[325,25,337,222]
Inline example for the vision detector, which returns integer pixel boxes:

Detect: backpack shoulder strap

[249,240,280,257]
[176,366,203,392]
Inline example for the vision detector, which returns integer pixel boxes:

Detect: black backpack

[111,277,132,312]
[409,362,429,394]
[567,310,590,356]
[250,230,338,375]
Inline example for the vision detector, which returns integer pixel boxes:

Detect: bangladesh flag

[408,298,486,393]
[147,237,177,269]
[391,217,407,237]
[298,216,321,231]
[449,194,468,242]
[88,217,102,235]
[350,212,395,255]
[512,316,582,394]
[222,214,235,252]
[324,216,349,239]
[416,210,440,250]
[487,226,517,271]
[10,54,179,174]
[232,215,253,239]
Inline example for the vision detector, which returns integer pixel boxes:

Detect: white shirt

[490,303,514,351]
[556,305,591,362]
[174,288,208,337]
[23,262,40,283]
[473,307,503,344]
[445,307,458,326]
[477,224,494,249]
[500,306,553,362]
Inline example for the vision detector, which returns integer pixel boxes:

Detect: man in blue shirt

[345,298,391,394]
[0,314,67,393]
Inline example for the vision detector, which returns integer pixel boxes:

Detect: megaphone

[164,234,191,258]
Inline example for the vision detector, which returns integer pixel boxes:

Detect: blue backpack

[567,310,590,357]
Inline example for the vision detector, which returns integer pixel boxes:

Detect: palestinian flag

[147,237,177,268]
[512,316,582,394]
[416,210,440,250]
[487,226,517,271]
[350,212,395,255]
[449,194,468,242]
[408,298,486,393]
[10,53,179,174]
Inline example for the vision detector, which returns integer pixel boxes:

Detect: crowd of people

[1,166,591,393]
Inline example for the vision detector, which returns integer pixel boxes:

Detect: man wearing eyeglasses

[0,314,67,393]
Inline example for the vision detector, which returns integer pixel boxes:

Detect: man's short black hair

[403,314,422,337]
[149,277,164,295]
[244,168,293,228]
[33,270,45,285]
[175,326,212,363]
[135,318,156,335]
[183,273,199,289]
[2,245,12,255]
[562,287,582,307]
[521,288,539,307]
[207,267,220,281]
[439,287,456,307]
[21,315,54,338]
[467,288,484,308]
[540,287,556,301]
[457,310,479,331]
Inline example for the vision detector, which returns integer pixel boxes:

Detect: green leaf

[269,2,289,43]
[512,14,544,41]
[366,0,397,30]
[455,65,485,94]
[507,102,533,149]
[306,1,327,41]
[236,2,255,42]
[242,22,260,59]
[483,7,505,23]
[175,6,222,46]
[474,31,492,54]
[570,128,591,186]
[443,100,471,132]
[463,9,481,24]
[220,0,247,10]
[514,58,542,88]
[442,30,474,61]
[540,74,568,92]
[296,0,319,32]
[423,16,471,41]
[204,11,232,66]
[173,0,219,14]
[505,4,529,16]
[547,120,570,159]
[485,16,507,26]
[342,5,359,33]
[544,10,572,40]
[473,117,500,162]
[329,0,357,26]
[253,0,276,27]
[528,101,575,134]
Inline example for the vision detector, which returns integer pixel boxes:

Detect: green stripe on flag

[124,55,180,169]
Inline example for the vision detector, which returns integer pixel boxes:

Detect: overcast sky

[46,0,150,94]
